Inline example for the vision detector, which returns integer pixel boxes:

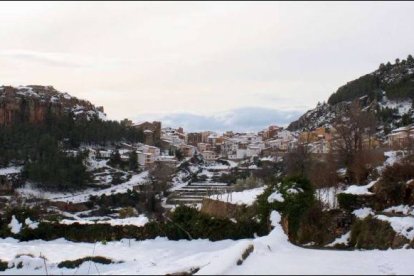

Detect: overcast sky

[1,2,414,131]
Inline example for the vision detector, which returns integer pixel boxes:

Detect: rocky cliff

[0,85,106,126]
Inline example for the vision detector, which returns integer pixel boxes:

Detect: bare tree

[284,143,311,177]
[332,100,377,183]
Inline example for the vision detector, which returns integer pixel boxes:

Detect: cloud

[0,49,125,69]
[135,107,303,132]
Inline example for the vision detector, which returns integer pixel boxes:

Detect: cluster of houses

[387,125,414,148]
[87,120,410,170]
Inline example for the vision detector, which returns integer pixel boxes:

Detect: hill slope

[288,55,414,132]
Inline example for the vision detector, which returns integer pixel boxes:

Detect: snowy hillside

[288,56,414,132]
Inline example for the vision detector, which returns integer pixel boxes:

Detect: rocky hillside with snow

[0,85,106,126]
[288,55,414,132]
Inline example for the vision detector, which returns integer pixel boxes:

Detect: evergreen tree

[175,149,183,161]
[109,150,122,168]
[129,151,138,171]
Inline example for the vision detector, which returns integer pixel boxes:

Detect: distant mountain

[0,85,106,126]
[288,55,414,132]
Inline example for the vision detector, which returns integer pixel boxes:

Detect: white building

[247,145,261,157]
[138,145,160,158]
[137,151,155,167]
[202,150,216,161]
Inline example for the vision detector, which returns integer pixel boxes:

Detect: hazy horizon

[1,2,414,131]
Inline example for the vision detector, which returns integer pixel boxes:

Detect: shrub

[256,176,315,241]
[350,216,398,249]
[382,161,414,184]
[337,193,360,211]
[169,205,266,241]
[375,161,414,207]
[58,256,113,269]
[8,205,266,242]
[119,207,137,218]
[296,207,352,247]
[0,260,8,271]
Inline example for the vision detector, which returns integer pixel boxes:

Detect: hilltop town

[1,56,414,274]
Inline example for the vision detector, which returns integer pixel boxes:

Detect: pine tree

[129,151,138,171]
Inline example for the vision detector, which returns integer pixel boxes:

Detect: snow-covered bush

[256,176,315,240]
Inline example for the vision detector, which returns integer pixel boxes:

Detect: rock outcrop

[0,85,106,126]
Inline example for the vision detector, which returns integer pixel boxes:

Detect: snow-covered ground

[0,166,22,176]
[352,207,374,219]
[342,180,377,195]
[1,211,414,275]
[379,99,412,116]
[326,231,351,247]
[209,187,265,206]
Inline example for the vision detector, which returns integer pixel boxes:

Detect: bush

[256,176,316,241]
[375,161,414,207]
[296,207,352,247]
[5,205,266,242]
[58,256,113,269]
[0,260,8,271]
[119,207,136,218]
[337,193,360,211]
[382,161,414,184]
[169,205,267,241]
[350,217,398,249]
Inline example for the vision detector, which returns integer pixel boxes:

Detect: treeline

[0,111,144,191]
[328,55,414,105]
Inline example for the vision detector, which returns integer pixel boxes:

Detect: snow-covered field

[1,211,414,275]
[209,187,266,206]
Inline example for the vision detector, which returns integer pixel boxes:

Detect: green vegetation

[256,176,315,240]
[337,193,360,211]
[23,136,91,191]
[1,205,266,242]
[328,55,414,105]
[0,112,143,191]
[328,74,381,105]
